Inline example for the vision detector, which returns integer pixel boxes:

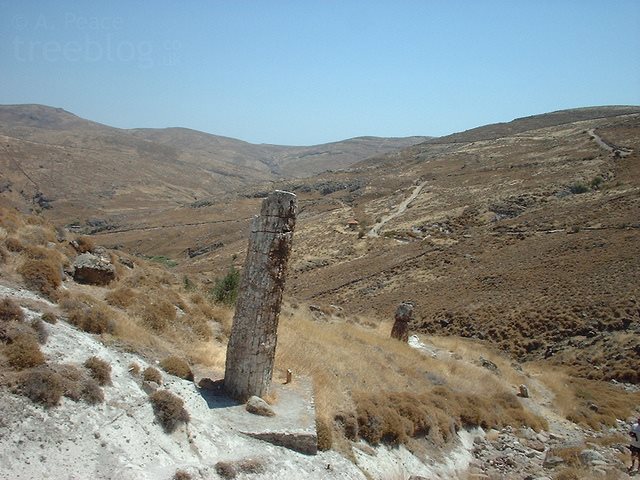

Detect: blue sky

[1,1,639,145]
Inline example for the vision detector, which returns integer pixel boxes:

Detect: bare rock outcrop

[72,252,116,285]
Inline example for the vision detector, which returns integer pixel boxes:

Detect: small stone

[543,454,564,468]
[142,381,160,395]
[518,384,530,398]
[536,433,549,442]
[525,439,546,452]
[245,396,275,417]
[579,449,605,465]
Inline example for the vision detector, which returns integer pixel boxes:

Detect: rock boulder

[72,253,116,286]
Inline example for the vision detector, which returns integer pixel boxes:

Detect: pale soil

[0,283,488,480]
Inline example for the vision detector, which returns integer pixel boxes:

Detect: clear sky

[1,1,639,145]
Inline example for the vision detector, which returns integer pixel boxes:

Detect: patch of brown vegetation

[53,363,104,404]
[159,356,193,380]
[149,390,189,433]
[17,366,65,407]
[214,459,266,479]
[40,311,57,324]
[143,366,163,384]
[60,295,116,335]
[75,236,95,253]
[0,298,24,323]
[136,298,176,332]
[5,333,45,369]
[83,357,111,386]
[4,236,24,252]
[17,257,62,297]
[104,286,136,309]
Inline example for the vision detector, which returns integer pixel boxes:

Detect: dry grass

[19,225,55,246]
[60,295,116,335]
[135,298,176,332]
[316,416,333,451]
[530,363,640,429]
[275,309,546,450]
[0,246,7,264]
[75,236,95,253]
[84,357,112,386]
[159,356,193,380]
[17,257,62,297]
[104,286,136,309]
[149,390,189,433]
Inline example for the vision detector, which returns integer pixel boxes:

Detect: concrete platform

[193,370,318,455]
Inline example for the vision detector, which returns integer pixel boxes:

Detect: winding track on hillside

[587,128,633,157]
[367,180,428,237]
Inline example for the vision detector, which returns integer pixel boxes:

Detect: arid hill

[0,104,425,228]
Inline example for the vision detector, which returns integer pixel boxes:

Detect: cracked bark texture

[224,191,297,401]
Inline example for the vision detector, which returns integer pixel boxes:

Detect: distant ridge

[424,105,640,144]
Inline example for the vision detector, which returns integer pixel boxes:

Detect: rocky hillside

[0,209,638,479]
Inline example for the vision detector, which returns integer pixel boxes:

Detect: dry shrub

[62,298,116,335]
[128,362,141,375]
[22,245,57,261]
[6,333,45,369]
[316,416,333,451]
[41,311,57,324]
[0,298,24,323]
[18,257,62,296]
[19,224,55,246]
[75,236,94,253]
[84,356,112,386]
[173,471,192,480]
[179,314,213,340]
[30,318,48,344]
[54,364,104,404]
[214,459,265,479]
[138,299,176,332]
[0,246,7,264]
[143,366,163,384]
[18,366,65,407]
[215,462,237,479]
[160,356,193,380]
[149,390,190,433]
[0,208,23,232]
[5,237,24,252]
[105,287,136,309]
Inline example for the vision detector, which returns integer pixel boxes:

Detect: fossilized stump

[390,302,414,342]
[224,191,297,401]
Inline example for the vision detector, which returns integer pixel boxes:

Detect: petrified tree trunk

[390,302,414,342]
[224,191,297,401]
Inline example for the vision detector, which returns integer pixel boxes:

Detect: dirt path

[588,129,633,157]
[367,180,428,237]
